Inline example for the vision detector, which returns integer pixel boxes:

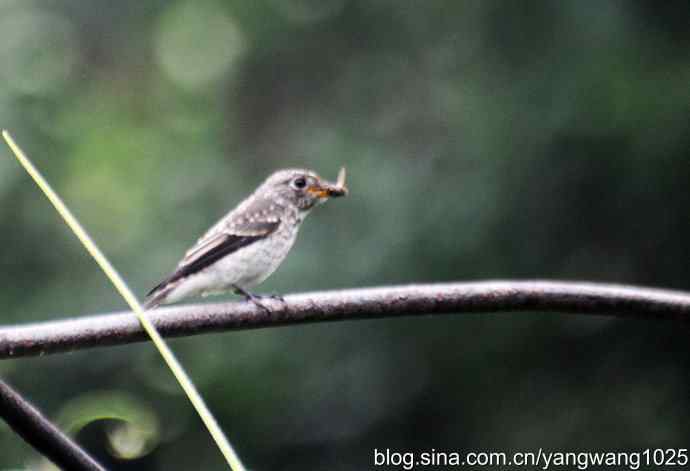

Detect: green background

[0,1,689,469]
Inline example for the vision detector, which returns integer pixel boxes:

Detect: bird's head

[259,167,348,211]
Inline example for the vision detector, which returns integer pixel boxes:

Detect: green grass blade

[2,130,245,471]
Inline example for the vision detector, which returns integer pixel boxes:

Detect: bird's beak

[308,167,349,198]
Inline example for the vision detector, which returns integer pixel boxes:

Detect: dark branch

[1,281,689,359]
[0,378,106,471]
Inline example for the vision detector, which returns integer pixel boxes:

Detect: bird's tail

[143,291,166,310]
[143,280,176,310]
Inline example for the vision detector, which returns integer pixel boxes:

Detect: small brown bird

[145,168,348,309]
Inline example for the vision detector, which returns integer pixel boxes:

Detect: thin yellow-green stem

[2,130,245,471]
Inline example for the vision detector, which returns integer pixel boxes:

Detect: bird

[144,168,348,310]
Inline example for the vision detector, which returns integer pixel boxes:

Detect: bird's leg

[233,285,285,303]
[233,285,272,312]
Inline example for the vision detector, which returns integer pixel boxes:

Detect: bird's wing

[146,199,281,297]
[179,219,278,270]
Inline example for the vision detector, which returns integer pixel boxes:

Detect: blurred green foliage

[0,0,689,469]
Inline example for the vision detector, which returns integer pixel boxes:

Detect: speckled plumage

[145,168,347,309]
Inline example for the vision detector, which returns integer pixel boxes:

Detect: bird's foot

[233,286,283,312]
[248,296,271,313]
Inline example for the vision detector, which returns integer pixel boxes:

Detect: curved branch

[0,378,106,471]
[1,281,689,359]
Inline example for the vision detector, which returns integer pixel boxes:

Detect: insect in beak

[307,167,348,198]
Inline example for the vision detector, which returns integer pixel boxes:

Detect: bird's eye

[292,177,307,189]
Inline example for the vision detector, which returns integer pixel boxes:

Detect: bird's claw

[233,286,284,312]
[247,296,271,313]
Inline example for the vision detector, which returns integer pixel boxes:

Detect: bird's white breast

[165,221,300,303]
[210,221,299,289]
